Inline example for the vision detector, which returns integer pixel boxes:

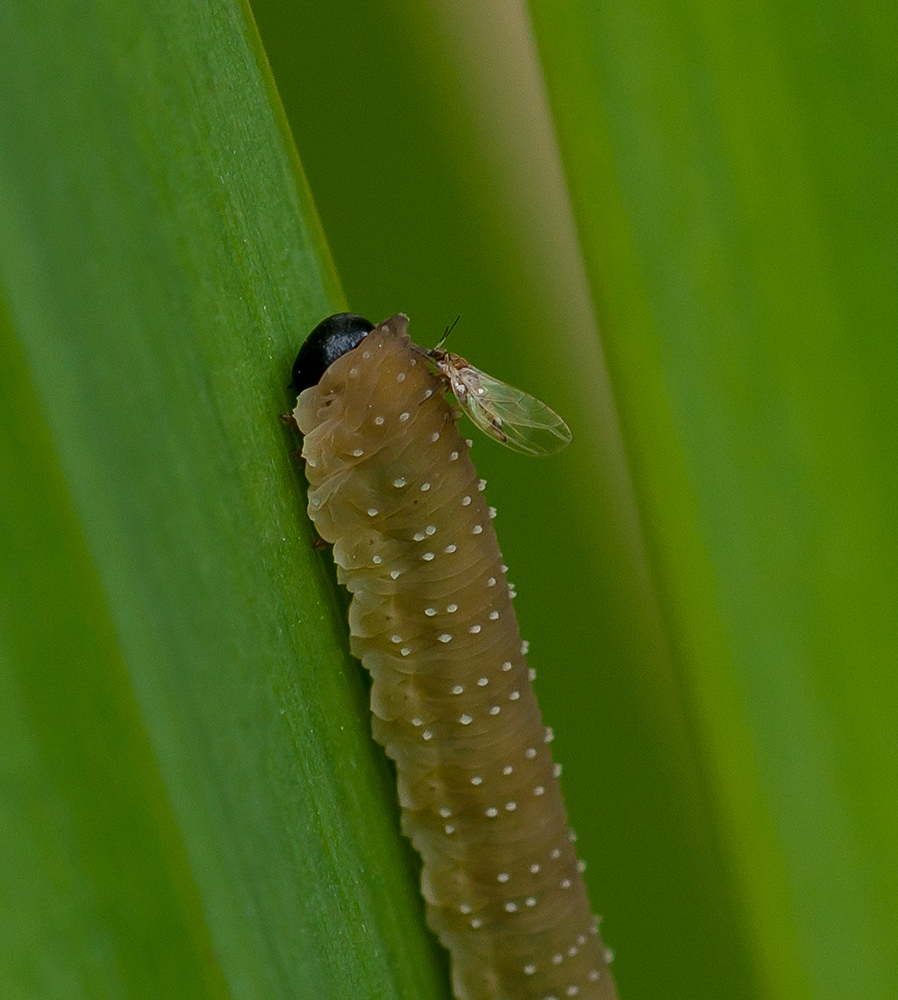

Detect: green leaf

[0,3,445,999]
[525,1,898,998]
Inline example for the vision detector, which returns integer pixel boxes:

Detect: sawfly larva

[287,312,617,1000]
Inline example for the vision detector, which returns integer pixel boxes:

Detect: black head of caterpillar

[290,312,374,392]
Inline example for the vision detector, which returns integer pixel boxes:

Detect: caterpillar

[288,313,619,1000]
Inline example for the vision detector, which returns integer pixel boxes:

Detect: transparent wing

[440,356,572,457]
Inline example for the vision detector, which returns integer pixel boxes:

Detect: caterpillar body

[290,313,618,1000]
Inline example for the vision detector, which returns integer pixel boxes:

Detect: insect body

[422,344,572,457]
[289,313,617,1000]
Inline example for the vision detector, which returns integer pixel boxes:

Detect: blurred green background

[1,1,895,999]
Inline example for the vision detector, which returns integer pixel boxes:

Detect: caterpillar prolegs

[290,313,618,1000]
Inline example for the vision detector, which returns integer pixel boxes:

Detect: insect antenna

[435,315,461,351]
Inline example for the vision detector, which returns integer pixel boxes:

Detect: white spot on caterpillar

[485,807,498,818]
[530,863,541,874]
[501,661,513,672]
[524,964,536,976]
[374,415,384,425]
[424,607,437,616]
[578,860,587,872]
[470,624,481,634]
[477,677,489,687]
[505,902,518,912]
[460,903,472,914]
[569,829,578,842]
[422,729,433,740]
[525,896,537,907]
[566,987,579,997]
[430,431,440,442]
[505,801,517,811]
[529,667,537,681]
[444,824,456,834]
[413,531,426,541]
[544,727,554,743]
[554,762,562,776]
[399,411,410,422]
[451,684,464,695]
[400,647,411,656]
[349,367,359,377]
[425,525,436,535]
[472,524,483,535]
[390,569,401,580]
[420,482,431,491]
[603,949,615,964]
[509,690,520,701]
[367,507,379,516]
[422,552,435,561]
[489,705,501,715]
[470,917,482,929]
[372,555,382,564]
[471,775,483,785]
[502,765,513,775]
[439,806,452,818]
[466,439,474,448]
[487,577,497,587]
[588,970,600,982]
[489,611,499,620]
[560,878,572,890]
[361,350,371,359]
[459,714,473,725]
[411,717,423,727]
[423,388,432,398]
[446,603,458,613]
[552,953,563,965]
[390,635,402,644]
[550,848,562,859]
[439,633,453,643]
[497,872,509,883]
[521,640,530,654]
[449,450,459,461]
[525,747,537,759]
[462,495,472,506]
[396,372,406,383]
[488,507,497,519]
[534,786,545,796]
[392,477,407,487]
[444,544,457,554]
[577,934,587,946]
[354,448,365,457]
[501,563,509,573]
[478,479,487,491]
